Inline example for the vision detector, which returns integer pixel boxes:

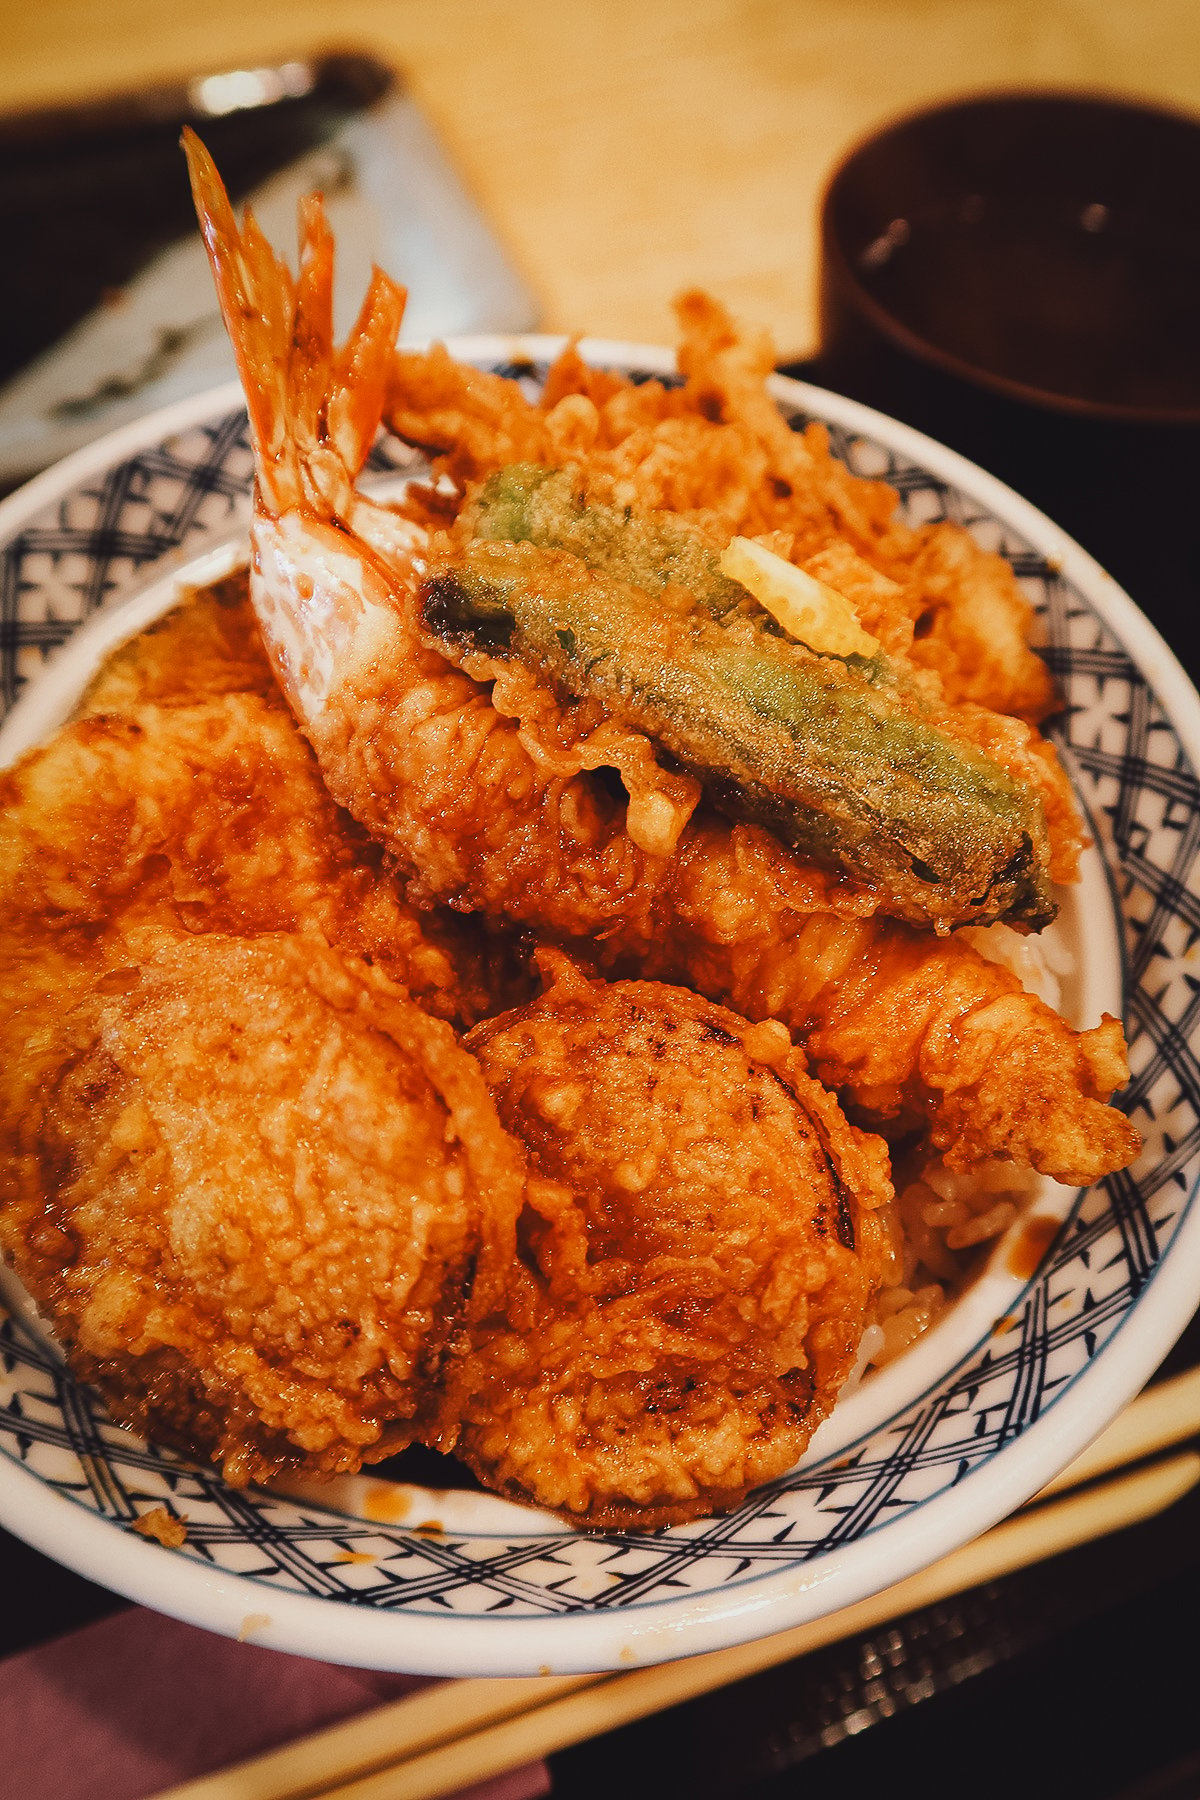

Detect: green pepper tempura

[420,465,1056,931]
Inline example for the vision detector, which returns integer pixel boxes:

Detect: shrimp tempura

[183,133,1139,1188]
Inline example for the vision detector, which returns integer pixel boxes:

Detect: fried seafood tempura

[184,135,1137,1186]
[619,853,1136,1188]
[0,587,519,1029]
[435,955,891,1528]
[0,928,525,1484]
[0,142,1140,1522]
[190,562,1130,1181]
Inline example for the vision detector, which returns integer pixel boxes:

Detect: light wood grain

[4,0,1200,353]
[1039,1365,1200,1495]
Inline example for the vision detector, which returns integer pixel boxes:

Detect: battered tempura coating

[0,928,526,1485]
[387,290,1056,724]
[605,827,1138,1188]
[424,470,1058,930]
[0,586,522,1029]
[306,580,1136,1185]
[181,139,1136,1186]
[436,955,891,1529]
[1,587,893,1518]
[78,571,281,713]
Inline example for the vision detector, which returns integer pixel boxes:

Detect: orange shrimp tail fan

[182,128,408,520]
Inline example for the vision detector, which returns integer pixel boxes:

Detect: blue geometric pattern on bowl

[0,366,1196,1642]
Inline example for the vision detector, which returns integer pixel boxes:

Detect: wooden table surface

[4,0,1200,360]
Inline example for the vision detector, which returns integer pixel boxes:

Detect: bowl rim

[1,348,1199,1674]
[818,85,1200,426]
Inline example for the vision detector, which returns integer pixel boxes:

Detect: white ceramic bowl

[1,345,1199,1677]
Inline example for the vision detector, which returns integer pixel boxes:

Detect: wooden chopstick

[152,1369,1200,1800]
[156,1673,607,1800]
[307,1453,1200,1800]
[1037,1364,1200,1494]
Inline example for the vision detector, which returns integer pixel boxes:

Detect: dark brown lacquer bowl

[813,91,1200,660]
[820,89,1200,423]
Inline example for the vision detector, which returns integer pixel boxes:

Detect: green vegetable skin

[420,466,1056,930]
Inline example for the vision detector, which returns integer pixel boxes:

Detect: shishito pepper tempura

[0,131,1139,1527]
[424,463,1058,929]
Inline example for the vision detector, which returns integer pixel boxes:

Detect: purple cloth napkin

[0,1605,551,1800]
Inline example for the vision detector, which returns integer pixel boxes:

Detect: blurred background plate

[0,51,537,488]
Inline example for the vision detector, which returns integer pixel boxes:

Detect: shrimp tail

[182,127,407,523]
[184,130,417,726]
[183,127,299,512]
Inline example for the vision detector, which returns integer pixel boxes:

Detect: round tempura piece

[0,927,526,1486]
[443,952,892,1528]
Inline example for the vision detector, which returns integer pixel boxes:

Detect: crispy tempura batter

[182,136,1133,1185]
[388,291,1055,724]
[304,575,1134,1184]
[613,852,1135,1188]
[0,587,519,1028]
[0,139,1132,1528]
[1,587,893,1517]
[442,955,891,1527]
[79,571,280,713]
[0,591,527,1485]
[0,927,526,1485]
[423,467,1061,928]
